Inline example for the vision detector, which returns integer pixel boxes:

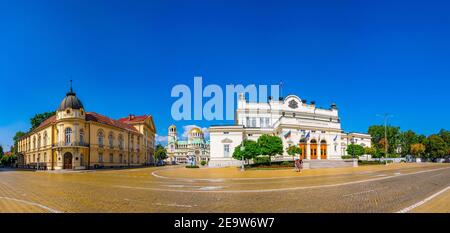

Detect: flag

[333,135,338,141]
[305,131,310,139]
[284,130,291,139]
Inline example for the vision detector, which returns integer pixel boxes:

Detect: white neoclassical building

[209,94,371,168]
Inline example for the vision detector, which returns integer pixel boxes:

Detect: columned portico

[209,93,372,168]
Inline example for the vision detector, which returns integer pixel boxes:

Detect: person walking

[299,158,303,173]
[294,158,300,172]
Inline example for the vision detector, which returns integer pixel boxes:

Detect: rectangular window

[224,144,230,157]
[265,118,270,127]
[251,118,257,127]
[98,153,103,163]
[109,153,113,163]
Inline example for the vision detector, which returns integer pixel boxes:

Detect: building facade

[209,94,371,167]
[17,85,156,170]
[166,125,210,164]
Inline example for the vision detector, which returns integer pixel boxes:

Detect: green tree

[30,111,55,130]
[399,130,419,156]
[0,145,4,163]
[410,143,426,158]
[368,125,400,154]
[257,135,283,165]
[233,140,260,162]
[154,144,168,161]
[364,147,377,159]
[424,135,447,159]
[287,146,302,160]
[346,144,364,158]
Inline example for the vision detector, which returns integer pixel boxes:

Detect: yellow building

[17,85,156,170]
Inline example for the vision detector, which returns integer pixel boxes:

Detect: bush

[341,155,354,159]
[280,161,293,167]
[185,165,199,168]
[253,156,271,165]
[200,160,206,166]
[358,160,393,165]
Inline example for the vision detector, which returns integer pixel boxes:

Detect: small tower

[167,125,177,153]
[56,80,85,121]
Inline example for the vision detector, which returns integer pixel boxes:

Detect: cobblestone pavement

[0,163,449,213]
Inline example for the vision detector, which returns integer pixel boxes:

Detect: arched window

[37,134,41,148]
[33,136,36,149]
[130,136,134,150]
[43,132,48,147]
[118,134,124,150]
[65,128,72,145]
[79,129,84,144]
[108,133,114,148]
[98,130,104,147]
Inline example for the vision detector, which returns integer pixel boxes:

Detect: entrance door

[320,144,327,159]
[299,143,306,159]
[63,152,73,169]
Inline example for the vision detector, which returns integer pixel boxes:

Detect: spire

[67,79,75,96]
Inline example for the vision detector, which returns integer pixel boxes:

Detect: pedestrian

[299,158,303,173]
[294,158,300,172]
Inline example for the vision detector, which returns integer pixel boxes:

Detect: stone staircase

[306,159,357,169]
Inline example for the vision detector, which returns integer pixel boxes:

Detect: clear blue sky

[1,0,449,149]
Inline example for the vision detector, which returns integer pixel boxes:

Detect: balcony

[53,141,90,148]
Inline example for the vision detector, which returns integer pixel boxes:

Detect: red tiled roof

[31,112,140,134]
[86,112,139,133]
[118,115,151,123]
[35,115,57,130]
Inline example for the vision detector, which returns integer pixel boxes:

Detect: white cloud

[155,134,168,146]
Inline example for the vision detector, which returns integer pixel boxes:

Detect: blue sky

[1,0,449,149]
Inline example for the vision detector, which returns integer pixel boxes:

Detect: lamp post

[240,146,245,171]
[377,113,393,165]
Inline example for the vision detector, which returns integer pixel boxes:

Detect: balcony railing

[53,141,90,148]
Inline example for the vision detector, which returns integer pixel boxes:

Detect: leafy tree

[364,147,377,158]
[346,144,364,158]
[30,111,55,130]
[287,146,302,160]
[410,143,426,158]
[154,144,168,161]
[257,135,283,165]
[424,135,447,159]
[233,140,260,162]
[0,145,3,162]
[368,125,400,154]
[1,154,17,167]
[399,130,420,156]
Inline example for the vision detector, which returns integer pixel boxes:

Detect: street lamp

[377,113,393,165]
[240,146,245,171]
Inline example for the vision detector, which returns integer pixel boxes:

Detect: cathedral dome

[189,127,202,135]
[57,84,84,111]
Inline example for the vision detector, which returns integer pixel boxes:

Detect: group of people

[294,158,303,172]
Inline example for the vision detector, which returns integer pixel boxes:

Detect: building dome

[57,84,84,111]
[189,127,202,135]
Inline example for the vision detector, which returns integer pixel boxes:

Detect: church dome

[57,84,84,111]
[189,127,202,135]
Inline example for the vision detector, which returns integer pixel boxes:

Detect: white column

[306,142,311,160]
[317,140,321,160]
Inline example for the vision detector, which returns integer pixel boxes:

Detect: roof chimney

[129,114,135,120]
